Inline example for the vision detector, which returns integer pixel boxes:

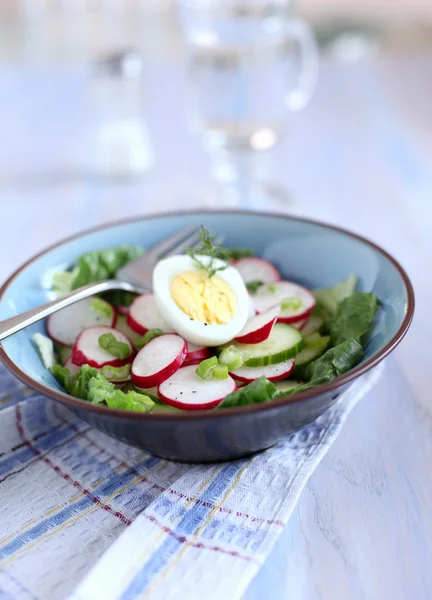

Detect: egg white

[153,255,249,346]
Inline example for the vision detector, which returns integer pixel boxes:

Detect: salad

[33,228,380,413]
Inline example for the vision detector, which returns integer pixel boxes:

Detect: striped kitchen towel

[0,364,381,600]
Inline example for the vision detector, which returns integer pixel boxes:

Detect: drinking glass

[178,0,319,206]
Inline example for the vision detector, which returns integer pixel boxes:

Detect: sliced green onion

[267,284,278,293]
[98,333,131,360]
[91,298,113,318]
[219,345,244,370]
[246,280,264,294]
[239,350,252,363]
[212,364,229,380]
[280,296,302,311]
[101,364,131,381]
[195,356,219,380]
[135,328,164,350]
[226,354,243,371]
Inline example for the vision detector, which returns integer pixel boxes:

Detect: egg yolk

[170,271,237,324]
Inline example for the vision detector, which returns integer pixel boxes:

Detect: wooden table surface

[1,54,431,599]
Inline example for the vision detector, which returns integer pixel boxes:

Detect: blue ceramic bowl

[0,211,414,462]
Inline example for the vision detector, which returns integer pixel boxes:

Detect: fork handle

[0,280,142,342]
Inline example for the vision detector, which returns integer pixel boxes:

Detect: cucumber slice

[275,380,303,393]
[293,334,330,378]
[295,346,325,368]
[301,315,324,337]
[229,323,303,367]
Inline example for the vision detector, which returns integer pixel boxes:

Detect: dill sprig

[186,226,229,278]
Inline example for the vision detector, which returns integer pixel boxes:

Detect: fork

[0,225,202,341]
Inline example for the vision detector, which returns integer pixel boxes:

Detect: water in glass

[181,2,300,152]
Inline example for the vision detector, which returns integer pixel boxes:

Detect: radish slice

[235,305,279,344]
[116,306,129,316]
[253,281,315,323]
[127,294,175,335]
[234,257,280,284]
[47,297,115,346]
[185,343,211,363]
[131,334,187,388]
[158,364,236,410]
[72,326,134,368]
[230,359,295,383]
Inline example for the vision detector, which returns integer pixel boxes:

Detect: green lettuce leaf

[52,268,79,295]
[72,246,143,289]
[305,338,364,380]
[285,338,364,395]
[86,372,114,404]
[330,292,379,346]
[87,373,154,411]
[105,391,154,412]
[313,275,357,324]
[52,245,143,296]
[32,333,57,369]
[52,363,99,399]
[218,376,279,408]
[51,364,154,412]
[51,364,76,394]
[69,364,100,399]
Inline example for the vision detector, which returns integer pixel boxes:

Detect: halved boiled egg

[153,255,249,346]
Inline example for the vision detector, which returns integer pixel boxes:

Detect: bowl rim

[0,209,415,419]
